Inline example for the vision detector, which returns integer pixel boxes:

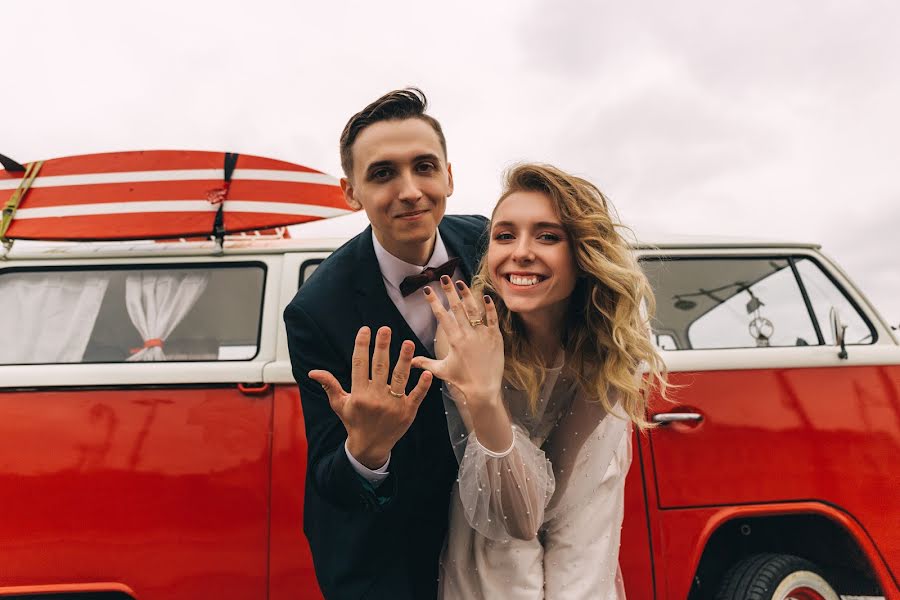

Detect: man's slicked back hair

[339,87,448,179]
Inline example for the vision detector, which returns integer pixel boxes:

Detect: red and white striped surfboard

[0,150,352,241]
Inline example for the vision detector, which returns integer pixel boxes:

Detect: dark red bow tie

[399,257,461,297]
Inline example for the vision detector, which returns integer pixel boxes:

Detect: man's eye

[416,162,437,173]
[371,169,392,181]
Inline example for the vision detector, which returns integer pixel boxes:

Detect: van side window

[0,264,265,365]
[299,260,323,288]
[794,257,875,345]
[642,257,819,350]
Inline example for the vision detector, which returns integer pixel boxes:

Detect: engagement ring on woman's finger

[388,390,404,398]
[469,319,484,327]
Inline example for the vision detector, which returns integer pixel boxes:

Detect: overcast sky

[4,0,898,327]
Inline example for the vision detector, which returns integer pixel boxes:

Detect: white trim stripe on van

[0,169,339,190]
[13,201,353,219]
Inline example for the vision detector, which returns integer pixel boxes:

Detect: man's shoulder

[287,231,366,314]
[440,214,489,244]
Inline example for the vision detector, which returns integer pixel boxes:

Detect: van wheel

[715,553,840,600]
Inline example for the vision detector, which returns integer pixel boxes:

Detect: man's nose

[396,171,423,202]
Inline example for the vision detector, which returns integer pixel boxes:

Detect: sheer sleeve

[443,389,555,542]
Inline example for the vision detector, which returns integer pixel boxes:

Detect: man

[284,88,488,599]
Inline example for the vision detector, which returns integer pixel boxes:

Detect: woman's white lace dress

[438,360,632,600]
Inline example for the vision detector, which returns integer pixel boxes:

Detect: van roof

[1,231,821,260]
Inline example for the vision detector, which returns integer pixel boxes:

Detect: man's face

[342,118,453,265]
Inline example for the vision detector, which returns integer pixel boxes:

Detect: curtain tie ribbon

[130,338,164,354]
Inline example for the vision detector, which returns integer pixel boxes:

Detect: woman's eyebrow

[493,220,564,230]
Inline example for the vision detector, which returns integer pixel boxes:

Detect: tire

[715,553,840,600]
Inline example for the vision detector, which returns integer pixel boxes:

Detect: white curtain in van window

[0,272,110,364]
[125,271,209,362]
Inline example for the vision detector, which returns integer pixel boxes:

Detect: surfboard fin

[0,153,26,173]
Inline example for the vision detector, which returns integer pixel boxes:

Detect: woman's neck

[520,311,565,366]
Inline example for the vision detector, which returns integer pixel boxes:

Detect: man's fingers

[351,326,371,390]
[390,340,415,395]
[371,326,392,385]
[406,370,434,409]
[308,370,348,413]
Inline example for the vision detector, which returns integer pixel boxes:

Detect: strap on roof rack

[210,152,239,253]
[0,153,26,173]
[1,160,43,247]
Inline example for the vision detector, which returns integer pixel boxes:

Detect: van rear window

[0,264,265,365]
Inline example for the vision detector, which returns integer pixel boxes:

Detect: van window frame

[638,253,878,350]
[0,260,269,366]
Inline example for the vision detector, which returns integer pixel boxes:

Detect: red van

[1,150,897,600]
[1,231,897,600]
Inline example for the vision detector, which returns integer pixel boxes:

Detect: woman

[411,164,669,599]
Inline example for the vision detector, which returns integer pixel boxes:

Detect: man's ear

[341,177,361,210]
[446,163,454,198]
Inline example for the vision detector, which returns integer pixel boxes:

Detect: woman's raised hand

[411,276,504,410]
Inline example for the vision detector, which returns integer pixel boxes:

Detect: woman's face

[487,190,578,325]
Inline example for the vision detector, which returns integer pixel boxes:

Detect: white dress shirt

[345,231,462,485]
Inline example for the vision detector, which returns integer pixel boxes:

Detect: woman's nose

[512,238,535,262]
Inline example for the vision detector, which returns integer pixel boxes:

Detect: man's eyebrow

[493,220,565,230]
[364,153,442,173]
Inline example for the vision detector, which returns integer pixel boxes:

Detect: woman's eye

[493,232,514,241]
[538,233,561,242]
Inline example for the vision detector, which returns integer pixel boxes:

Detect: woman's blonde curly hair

[471,163,669,430]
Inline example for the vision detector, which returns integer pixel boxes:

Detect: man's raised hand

[308,326,432,470]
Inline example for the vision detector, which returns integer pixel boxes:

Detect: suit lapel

[440,219,482,282]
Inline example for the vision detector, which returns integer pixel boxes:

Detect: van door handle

[238,382,271,396]
[652,412,703,424]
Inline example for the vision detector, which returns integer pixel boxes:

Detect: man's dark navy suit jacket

[284,215,488,599]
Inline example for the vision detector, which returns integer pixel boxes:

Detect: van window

[0,264,265,365]
[794,257,875,345]
[299,259,323,288]
[642,257,820,350]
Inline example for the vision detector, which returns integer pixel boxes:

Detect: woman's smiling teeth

[507,274,545,286]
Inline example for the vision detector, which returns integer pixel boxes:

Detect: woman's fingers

[440,275,470,328]
[389,340,414,395]
[455,280,484,324]
[423,286,460,336]
[410,355,442,377]
[483,294,500,329]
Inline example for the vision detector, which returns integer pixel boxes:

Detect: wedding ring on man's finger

[388,390,404,398]
[469,319,484,327]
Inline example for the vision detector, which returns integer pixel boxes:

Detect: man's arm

[285,301,431,511]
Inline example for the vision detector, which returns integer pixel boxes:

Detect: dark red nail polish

[484,295,492,304]
[455,281,464,291]
[441,275,450,284]
[423,286,432,296]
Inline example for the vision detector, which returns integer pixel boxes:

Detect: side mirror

[829,307,848,360]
